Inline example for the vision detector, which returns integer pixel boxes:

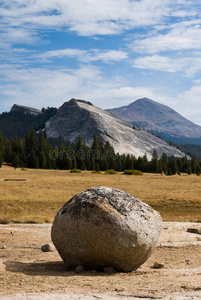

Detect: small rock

[104,267,116,274]
[153,262,164,269]
[185,259,190,264]
[187,228,201,234]
[2,245,7,249]
[41,244,55,252]
[75,265,84,273]
[10,231,14,236]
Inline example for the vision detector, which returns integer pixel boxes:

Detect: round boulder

[51,186,162,272]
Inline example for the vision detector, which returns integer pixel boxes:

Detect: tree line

[0,128,201,175]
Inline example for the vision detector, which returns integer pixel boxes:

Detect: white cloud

[1,62,201,125]
[0,0,194,44]
[0,63,170,112]
[131,21,201,54]
[36,48,128,63]
[177,85,201,125]
[0,65,102,109]
[1,0,201,126]
[133,53,201,77]
[179,84,201,104]
[90,50,128,63]
[133,55,182,73]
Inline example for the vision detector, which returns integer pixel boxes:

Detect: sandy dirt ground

[0,222,201,300]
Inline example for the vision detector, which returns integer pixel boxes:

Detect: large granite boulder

[51,187,162,272]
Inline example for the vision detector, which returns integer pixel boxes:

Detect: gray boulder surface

[51,186,162,272]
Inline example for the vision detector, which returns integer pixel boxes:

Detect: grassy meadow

[0,165,201,223]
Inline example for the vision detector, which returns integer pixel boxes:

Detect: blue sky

[1,0,201,124]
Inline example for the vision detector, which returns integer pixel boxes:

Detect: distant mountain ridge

[11,104,42,115]
[107,98,201,145]
[45,98,185,159]
[1,98,200,158]
[0,105,57,139]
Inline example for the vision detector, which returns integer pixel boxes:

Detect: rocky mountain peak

[69,98,93,106]
[45,98,186,159]
[107,98,201,145]
[11,104,42,115]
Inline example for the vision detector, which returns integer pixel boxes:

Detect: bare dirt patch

[0,222,201,299]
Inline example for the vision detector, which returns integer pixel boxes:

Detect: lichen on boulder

[51,186,162,272]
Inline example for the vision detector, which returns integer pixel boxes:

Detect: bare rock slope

[107,97,201,144]
[51,186,162,272]
[45,99,185,159]
[11,104,42,115]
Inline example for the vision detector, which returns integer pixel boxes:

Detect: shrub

[0,218,9,224]
[123,170,143,176]
[91,170,102,174]
[70,168,81,173]
[167,167,173,176]
[105,169,117,174]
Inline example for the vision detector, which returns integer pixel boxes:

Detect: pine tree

[191,156,197,173]
[66,157,72,170]
[95,163,100,172]
[167,167,173,176]
[160,152,168,174]
[0,151,3,168]
[27,152,39,168]
[91,135,101,162]
[75,136,84,169]
[168,159,178,175]
[91,135,99,152]
[80,161,86,170]
[39,151,47,169]
[91,158,95,170]
[125,154,134,170]
[72,157,77,169]
[142,154,148,172]
[150,150,159,173]
[121,154,126,171]
[187,166,192,175]
[4,143,13,164]
[25,127,37,156]
[100,158,108,171]
[116,157,122,172]
[13,154,20,168]
[104,141,115,169]
[181,155,189,173]
[196,164,201,176]
[37,129,47,154]
[0,131,5,155]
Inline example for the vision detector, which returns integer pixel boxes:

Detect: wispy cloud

[1,0,201,126]
[131,20,201,54]
[0,0,194,44]
[133,53,201,77]
[0,63,169,111]
[178,84,201,125]
[36,48,128,63]
[1,61,201,125]
[0,65,102,110]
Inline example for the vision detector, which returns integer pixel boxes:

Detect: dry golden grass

[0,165,201,223]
